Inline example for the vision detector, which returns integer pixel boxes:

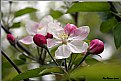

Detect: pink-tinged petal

[55,44,71,59]
[48,22,63,39]
[70,26,90,40]
[64,23,77,35]
[25,20,39,35]
[67,40,88,53]
[40,15,53,27]
[19,36,33,44]
[47,39,61,48]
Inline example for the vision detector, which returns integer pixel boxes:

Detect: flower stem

[76,52,90,68]
[68,54,78,70]
[64,58,68,71]
[1,50,29,81]
[68,54,72,69]
[45,46,59,66]
[37,47,42,64]
[41,49,47,65]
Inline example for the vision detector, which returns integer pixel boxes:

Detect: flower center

[38,27,43,30]
[59,33,68,44]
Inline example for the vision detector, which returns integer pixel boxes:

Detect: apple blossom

[88,39,104,54]
[47,23,90,59]
[7,34,15,45]
[19,15,54,45]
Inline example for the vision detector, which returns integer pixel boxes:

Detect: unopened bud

[88,39,104,54]
[45,33,53,39]
[7,34,15,45]
[33,34,47,47]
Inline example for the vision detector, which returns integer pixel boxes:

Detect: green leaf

[113,22,121,49]
[50,10,63,19]
[50,44,61,57]
[10,22,21,28]
[67,2,110,13]
[70,63,121,81]
[2,59,26,68]
[85,56,101,65]
[72,54,99,65]
[98,12,114,21]
[14,7,38,17]
[39,67,64,75]
[11,67,64,81]
[19,54,26,61]
[100,17,118,33]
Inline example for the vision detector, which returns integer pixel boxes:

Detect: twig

[1,50,29,81]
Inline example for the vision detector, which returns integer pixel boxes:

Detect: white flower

[19,15,54,44]
[47,23,90,59]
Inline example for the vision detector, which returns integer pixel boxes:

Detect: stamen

[58,33,68,44]
[38,27,42,30]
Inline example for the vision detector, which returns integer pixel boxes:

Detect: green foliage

[11,67,64,81]
[10,22,21,28]
[70,63,121,81]
[67,2,110,13]
[72,54,99,65]
[98,12,114,21]
[100,17,118,33]
[113,22,121,49]
[50,10,63,19]
[14,7,38,17]
[2,59,26,68]
[50,44,61,57]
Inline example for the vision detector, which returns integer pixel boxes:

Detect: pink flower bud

[7,34,15,45]
[33,34,47,47]
[64,23,77,35]
[45,33,53,39]
[89,39,104,54]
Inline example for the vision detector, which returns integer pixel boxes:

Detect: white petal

[55,44,71,59]
[40,15,53,27]
[47,39,61,48]
[25,20,39,35]
[48,22,63,39]
[54,20,61,26]
[48,22,63,34]
[67,40,88,53]
[19,36,33,44]
[70,26,90,40]
[37,26,48,36]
